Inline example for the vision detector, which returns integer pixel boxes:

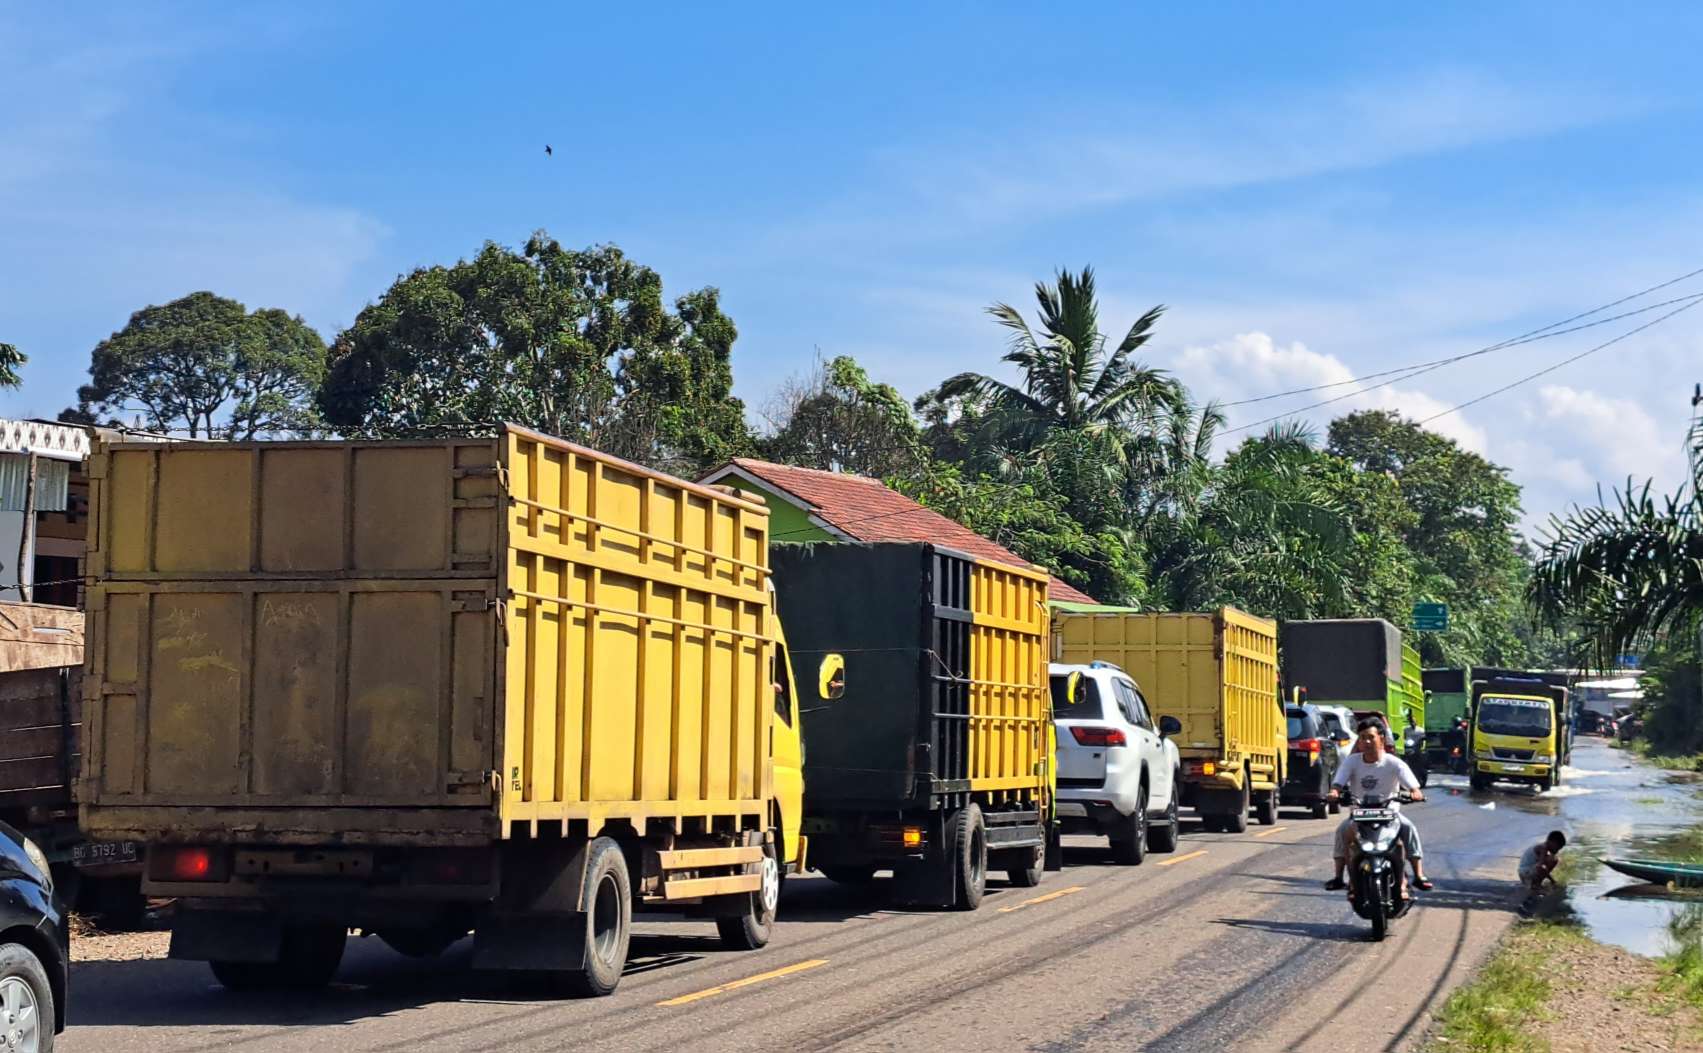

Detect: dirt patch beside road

[1426,918,1701,1052]
[71,930,169,963]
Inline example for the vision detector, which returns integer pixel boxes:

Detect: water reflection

[1509,737,1703,956]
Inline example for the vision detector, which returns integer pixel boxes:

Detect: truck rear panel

[81,426,780,847]
[1279,619,1401,705]
[1052,608,1279,774]
[771,542,1049,810]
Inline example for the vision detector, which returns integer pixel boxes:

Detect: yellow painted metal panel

[500,428,778,830]
[967,558,1050,797]
[1053,607,1280,779]
[82,426,794,849]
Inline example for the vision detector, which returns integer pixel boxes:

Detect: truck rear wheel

[950,804,987,911]
[1224,780,1250,834]
[1254,787,1278,826]
[563,837,632,998]
[716,833,781,951]
[1005,845,1044,887]
[210,924,346,992]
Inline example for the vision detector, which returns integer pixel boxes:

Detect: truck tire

[1148,782,1180,853]
[1537,774,1555,794]
[0,942,55,1053]
[949,804,987,911]
[563,837,632,997]
[1112,785,1149,865]
[1255,787,1278,826]
[1470,773,1492,792]
[818,866,877,885]
[1224,780,1250,834]
[1006,845,1044,887]
[210,924,346,992]
[1328,797,1341,816]
[716,833,781,951]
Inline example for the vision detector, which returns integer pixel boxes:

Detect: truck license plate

[73,841,139,867]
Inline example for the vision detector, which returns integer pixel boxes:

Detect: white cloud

[1171,331,1488,453]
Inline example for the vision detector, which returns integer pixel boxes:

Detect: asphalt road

[60,777,1553,1053]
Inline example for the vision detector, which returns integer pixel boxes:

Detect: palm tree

[1529,397,1703,661]
[931,267,1179,449]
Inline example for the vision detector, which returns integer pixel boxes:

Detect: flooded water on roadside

[1490,736,1703,956]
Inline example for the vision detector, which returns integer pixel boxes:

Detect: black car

[0,820,67,1052]
[1280,705,1344,819]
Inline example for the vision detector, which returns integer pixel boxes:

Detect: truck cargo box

[1279,619,1401,703]
[771,542,1050,809]
[81,425,781,847]
[1052,607,1282,828]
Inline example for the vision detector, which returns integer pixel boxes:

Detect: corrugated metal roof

[703,458,1099,605]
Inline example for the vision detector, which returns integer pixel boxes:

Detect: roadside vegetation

[1531,399,1702,761]
[53,251,1545,659]
[1429,916,1703,1052]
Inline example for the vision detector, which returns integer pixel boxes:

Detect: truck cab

[1469,680,1565,792]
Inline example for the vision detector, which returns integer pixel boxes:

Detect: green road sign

[1412,602,1448,632]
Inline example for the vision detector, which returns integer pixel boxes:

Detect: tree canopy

[0,343,24,389]
[319,233,752,474]
[61,292,327,438]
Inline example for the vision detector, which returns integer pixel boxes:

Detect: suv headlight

[21,837,52,891]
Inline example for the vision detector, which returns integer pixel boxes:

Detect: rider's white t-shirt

[1332,753,1420,805]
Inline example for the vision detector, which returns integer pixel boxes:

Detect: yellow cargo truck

[78,426,812,996]
[1053,608,1282,833]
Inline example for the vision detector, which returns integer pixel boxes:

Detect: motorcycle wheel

[1369,886,1388,940]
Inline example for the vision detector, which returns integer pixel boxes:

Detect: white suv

[1049,661,1183,864]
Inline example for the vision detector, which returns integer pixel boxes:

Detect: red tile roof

[709,458,1098,605]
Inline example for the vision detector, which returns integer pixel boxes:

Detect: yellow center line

[1157,849,1209,867]
[1255,826,1288,838]
[997,885,1086,913]
[655,958,830,1007]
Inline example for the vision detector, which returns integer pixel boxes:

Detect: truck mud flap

[170,910,284,964]
[473,914,589,972]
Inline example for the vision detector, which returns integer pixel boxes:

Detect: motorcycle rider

[1323,720,1432,893]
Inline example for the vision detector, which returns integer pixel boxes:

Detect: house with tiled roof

[699,457,1098,605]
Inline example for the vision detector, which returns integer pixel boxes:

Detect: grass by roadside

[1622,738,1703,772]
[1425,915,1703,1053]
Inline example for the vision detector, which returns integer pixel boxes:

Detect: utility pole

[14,450,36,603]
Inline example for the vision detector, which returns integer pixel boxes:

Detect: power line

[1219,292,1703,436]
[1219,290,1703,408]
[1414,297,1703,426]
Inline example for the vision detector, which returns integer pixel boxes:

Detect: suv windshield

[1050,674,1105,720]
[1477,696,1552,737]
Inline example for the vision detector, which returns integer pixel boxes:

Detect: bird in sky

[544,144,552,157]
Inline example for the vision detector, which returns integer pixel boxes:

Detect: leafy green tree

[1327,410,1529,665]
[1530,400,1701,755]
[61,292,326,438]
[924,266,1177,452]
[0,343,24,389]
[761,355,925,477]
[320,233,752,472]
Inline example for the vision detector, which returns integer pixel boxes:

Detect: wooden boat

[1603,858,1703,888]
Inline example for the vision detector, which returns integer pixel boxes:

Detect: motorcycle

[1445,720,1469,775]
[1342,790,1418,940]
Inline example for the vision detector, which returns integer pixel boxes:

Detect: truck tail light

[148,845,228,883]
[1070,726,1127,747]
[902,827,924,849]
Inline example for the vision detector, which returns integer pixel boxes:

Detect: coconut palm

[1528,401,1703,660]
[931,267,1179,450]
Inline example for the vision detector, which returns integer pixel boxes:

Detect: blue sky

[4,4,1701,532]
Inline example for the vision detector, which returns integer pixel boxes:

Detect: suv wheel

[0,943,52,1053]
[1112,785,1148,865]
[1148,780,1180,853]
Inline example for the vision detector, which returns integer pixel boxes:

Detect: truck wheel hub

[760,854,780,914]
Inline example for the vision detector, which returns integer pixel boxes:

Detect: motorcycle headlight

[1358,839,1378,854]
[21,837,52,891]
